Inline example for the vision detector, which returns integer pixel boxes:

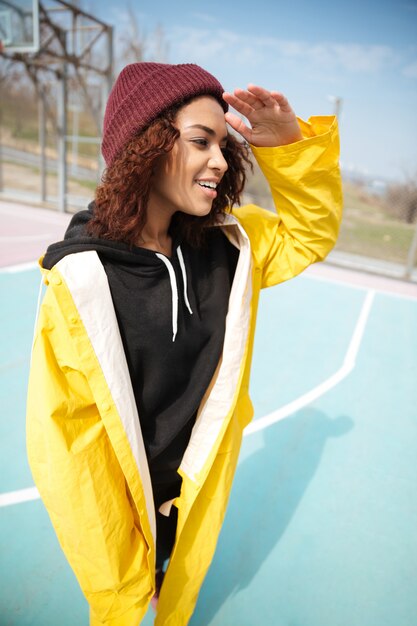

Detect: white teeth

[196,180,217,189]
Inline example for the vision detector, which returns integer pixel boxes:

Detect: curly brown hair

[87,98,253,247]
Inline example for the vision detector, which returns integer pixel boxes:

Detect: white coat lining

[179,213,253,481]
[56,251,156,543]
[55,212,252,505]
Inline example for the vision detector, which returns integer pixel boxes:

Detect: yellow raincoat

[26,116,342,626]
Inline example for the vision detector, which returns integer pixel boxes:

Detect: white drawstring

[176,246,193,315]
[156,253,179,342]
[156,245,193,342]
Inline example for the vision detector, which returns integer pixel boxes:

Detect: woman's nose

[208,147,228,174]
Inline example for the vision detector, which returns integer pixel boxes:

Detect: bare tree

[152,24,169,63]
[116,3,169,70]
[118,4,147,66]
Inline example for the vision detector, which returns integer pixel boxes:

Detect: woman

[26,62,342,626]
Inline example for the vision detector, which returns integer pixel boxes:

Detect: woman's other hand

[223,85,303,147]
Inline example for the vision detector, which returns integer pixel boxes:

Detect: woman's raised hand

[222,85,303,147]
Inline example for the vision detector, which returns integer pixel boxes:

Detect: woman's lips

[196,183,217,199]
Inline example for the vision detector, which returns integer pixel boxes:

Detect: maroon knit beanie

[101,62,228,167]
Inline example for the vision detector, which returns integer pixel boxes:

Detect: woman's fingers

[270,91,292,113]
[246,84,279,108]
[223,85,299,146]
[224,111,252,143]
[224,85,286,120]
[222,92,254,118]
[232,88,265,110]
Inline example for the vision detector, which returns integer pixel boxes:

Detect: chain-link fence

[0,76,102,210]
[328,178,417,281]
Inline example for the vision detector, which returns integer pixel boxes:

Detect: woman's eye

[192,139,208,147]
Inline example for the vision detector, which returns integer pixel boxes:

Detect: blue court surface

[1,260,416,626]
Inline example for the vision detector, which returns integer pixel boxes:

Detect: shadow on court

[190,408,354,626]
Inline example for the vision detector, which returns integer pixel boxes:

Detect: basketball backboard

[0,0,39,53]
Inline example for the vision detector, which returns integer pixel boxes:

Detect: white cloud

[252,37,396,73]
[168,27,399,75]
[172,28,226,61]
[332,44,396,72]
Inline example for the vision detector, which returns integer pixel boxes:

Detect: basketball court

[1,199,416,626]
[1,2,417,624]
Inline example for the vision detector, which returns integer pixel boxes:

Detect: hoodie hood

[42,202,171,270]
[42,202,192,342]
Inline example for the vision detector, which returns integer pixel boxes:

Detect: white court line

[0,486,39,507]
[244,289,375,436]
[1,253,415,300]
[305,271,417,302]
[0,290,375,508]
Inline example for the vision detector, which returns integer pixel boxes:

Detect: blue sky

[87,0,417,182]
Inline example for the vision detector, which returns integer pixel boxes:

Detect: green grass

[337,181,415,264]
[78,179,97,191]
[336,214,414,263]
[2,159,40,175]
[342,182,394,217]
[1,159,96,192]
[12,127,40,142]
[66,140,100,159]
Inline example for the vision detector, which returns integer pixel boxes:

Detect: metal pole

[57,62,68,212]
[106,25,114,93]
[404,220,417,280]
[98,24,113,180]
[39,86,47,202]
[71,102,80,177]
[328,95,343,121]
[334,97,343,119]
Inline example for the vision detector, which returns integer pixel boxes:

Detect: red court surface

[0,201,72,268]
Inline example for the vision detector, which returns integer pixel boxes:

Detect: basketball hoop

[0,0,40,54]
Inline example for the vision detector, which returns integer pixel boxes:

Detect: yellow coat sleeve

[233,115,342,288]
[26,285,151,625]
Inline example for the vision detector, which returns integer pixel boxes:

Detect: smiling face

[148,96,229,220]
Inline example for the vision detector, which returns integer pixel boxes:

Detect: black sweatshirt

[42,204,239,508]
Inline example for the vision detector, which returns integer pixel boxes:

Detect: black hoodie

[43,204,239,508]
